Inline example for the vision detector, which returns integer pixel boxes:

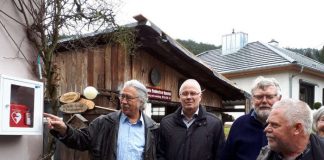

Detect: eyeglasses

[253,94,278,101]
[118,94,138,102]
[180,91,201,97]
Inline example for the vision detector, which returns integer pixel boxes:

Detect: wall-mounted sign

[147,86,171,101]
[59,103,88,113]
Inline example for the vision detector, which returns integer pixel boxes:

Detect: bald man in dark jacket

[157,79,225,160]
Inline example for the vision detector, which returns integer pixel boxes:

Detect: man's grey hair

[179,79,201,95]
[251,76,281,96]
[272,99,312,135]
[122,79,148,110]
[312,106,324,133]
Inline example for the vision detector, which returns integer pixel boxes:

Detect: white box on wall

[0,74,43,135]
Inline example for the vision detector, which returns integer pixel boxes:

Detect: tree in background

[177,39,221,55]
[315,46,324,63]
[286,47,324,64]
[0,0,136,159]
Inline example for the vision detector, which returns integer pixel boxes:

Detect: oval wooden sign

[59,92,80,104]
[59,102,87,113]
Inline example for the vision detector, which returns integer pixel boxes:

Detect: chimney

[222,30,248,55]
[268,39,279,47]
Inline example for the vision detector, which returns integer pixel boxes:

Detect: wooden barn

[52,15,249,159]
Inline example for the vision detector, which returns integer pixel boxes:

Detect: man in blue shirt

[117,109,145,159]
[44,79,159,160]
[221,76,282,160]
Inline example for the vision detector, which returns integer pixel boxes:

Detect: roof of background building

[197,41,324,74]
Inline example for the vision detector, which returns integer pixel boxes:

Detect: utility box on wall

[0,74,43,135]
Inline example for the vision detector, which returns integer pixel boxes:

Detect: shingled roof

[55,15,249,101]
[197,41,324,75]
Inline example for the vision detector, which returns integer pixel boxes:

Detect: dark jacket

[257,134,324,160]
[157,106,225,160]
[51,110,159,160]
[221,110,268,160]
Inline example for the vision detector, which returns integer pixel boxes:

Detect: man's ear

[294,123,303,135]
[278,95,282,100]
[139,100,144,108]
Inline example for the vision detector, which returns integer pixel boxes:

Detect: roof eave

[136,24,247,100]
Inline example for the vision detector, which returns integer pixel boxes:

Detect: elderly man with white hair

[257,99,324,160]
[157,79,225,160]
[44,79,159,160]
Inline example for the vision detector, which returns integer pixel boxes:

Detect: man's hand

[44,113,67,136]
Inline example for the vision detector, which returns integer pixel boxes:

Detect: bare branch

[0,19,32,65]
[0,10,26,26]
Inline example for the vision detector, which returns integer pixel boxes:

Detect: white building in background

[222,31,248,55]
[0,1,43,160]
[198,31,324,114]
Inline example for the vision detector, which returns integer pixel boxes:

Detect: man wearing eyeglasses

[44,80,159,160]
[157,79,225,160]
[221,76,282,160]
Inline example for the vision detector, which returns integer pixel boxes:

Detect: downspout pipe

[289,65,304,98]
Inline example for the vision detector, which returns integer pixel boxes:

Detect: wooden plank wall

[53,43,223,160]
[54,45,116,108]
[55,50,88,95]
[132,49,183,101]
[131,49,222,107]
[54,44,222,109]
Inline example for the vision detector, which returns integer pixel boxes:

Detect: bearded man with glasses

[157,79,225,160]
[44,80,159,160]
[221,76,282,160]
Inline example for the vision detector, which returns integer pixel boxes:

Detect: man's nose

[120,98,127,104]
[264,125,272,133]
[261,96,268,102]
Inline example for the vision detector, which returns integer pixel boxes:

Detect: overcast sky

[115,0,324,50]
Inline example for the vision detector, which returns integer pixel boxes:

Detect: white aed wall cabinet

[0,74,43,135]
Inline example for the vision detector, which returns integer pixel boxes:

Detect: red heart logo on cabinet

[11,111,22,124]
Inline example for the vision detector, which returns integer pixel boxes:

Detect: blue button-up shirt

[181,108,199,128]
[117,113,145,160]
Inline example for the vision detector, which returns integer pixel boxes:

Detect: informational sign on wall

[147,86,171,101]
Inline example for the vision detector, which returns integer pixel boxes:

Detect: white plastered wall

[0,1,43,160]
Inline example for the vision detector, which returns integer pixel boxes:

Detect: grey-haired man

[44,79,159,160]
[257,99,324,160]
[221,76,282,160]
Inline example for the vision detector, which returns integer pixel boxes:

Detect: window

[299,82,315,109]
[151,106,166,123]
[152,107,165,116]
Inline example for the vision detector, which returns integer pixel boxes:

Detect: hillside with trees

[176,39,221,55]
[286,47,324,64]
